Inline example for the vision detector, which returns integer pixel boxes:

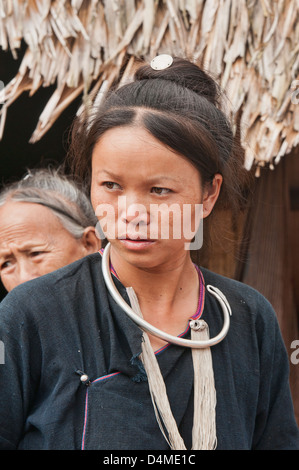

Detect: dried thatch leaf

[142,0,155,51]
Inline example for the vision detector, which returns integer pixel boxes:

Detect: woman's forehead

[91,126,199,180]
[0,201,66,244]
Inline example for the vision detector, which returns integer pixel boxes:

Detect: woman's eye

[103,182,121,190]
[30,251,44,258]
[0,261,12,270]
[151,187,170,195]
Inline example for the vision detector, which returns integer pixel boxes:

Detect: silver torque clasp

[189,319,207,331]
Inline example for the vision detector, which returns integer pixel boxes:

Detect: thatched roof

[0,0,298,175]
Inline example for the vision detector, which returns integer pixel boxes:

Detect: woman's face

[91,126,221,270]
[0,201,98,292]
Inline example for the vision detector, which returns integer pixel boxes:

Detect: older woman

[0,57,298,450]
[0,168,100,292]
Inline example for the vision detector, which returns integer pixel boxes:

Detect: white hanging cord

[190,320,217,449]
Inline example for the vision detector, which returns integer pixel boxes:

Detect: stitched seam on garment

[81,372,121,449]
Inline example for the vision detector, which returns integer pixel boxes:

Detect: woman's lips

[118,237,156,250]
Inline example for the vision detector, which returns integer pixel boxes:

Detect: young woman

[0,56,298,450]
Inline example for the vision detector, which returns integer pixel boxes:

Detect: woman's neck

[109,246,200,349]
[111,246,195,298]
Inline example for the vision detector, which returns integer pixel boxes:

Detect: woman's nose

[119,198,150,226]
[17,262,39,286]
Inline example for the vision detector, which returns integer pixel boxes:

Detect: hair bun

[134,57,219,105]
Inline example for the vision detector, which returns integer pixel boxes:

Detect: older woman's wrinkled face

[0,201,99,292]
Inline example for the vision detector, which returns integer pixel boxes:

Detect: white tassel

[127,288,217,450]
[140,333,187,450]
[190,319,217,450]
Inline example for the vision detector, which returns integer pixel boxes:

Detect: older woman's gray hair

[0,168,98,239]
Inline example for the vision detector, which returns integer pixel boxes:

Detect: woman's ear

[202,174,223,218]
[81,226,101,254]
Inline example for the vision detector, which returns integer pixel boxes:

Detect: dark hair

[66,57,251,250]
[67,58,249,209]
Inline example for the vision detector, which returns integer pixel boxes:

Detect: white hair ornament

[150,54,173,70]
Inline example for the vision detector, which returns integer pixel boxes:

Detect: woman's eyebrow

[97,170,179,181]
[97,170,121,179]
[0,242,48,257]
[0,247,18,258]
[95,170,183,188]
[0,249,12,260]
[145,175,182,185]
[95,170,127,184]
